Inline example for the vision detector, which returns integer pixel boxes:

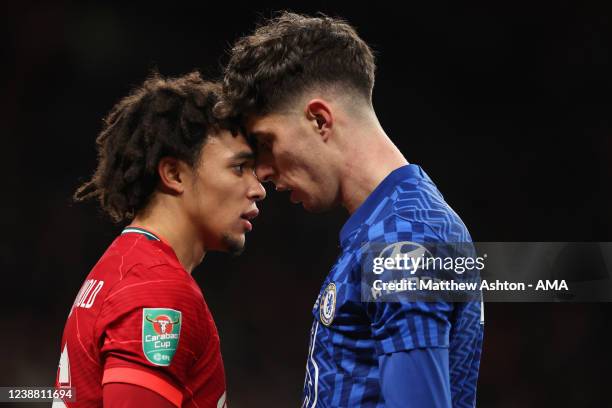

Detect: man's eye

[233,162,255,174]
[259,140,272,151]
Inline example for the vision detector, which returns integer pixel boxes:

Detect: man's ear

[158,157,186,194]
[305,99,333,142]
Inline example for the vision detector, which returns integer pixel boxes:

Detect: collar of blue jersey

[339,164,427,248]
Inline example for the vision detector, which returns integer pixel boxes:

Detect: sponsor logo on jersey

[142,308,182,366]
[319,282,337,326]
[375,241,433,275]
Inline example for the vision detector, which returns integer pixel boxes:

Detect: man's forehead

[205,130,254,156]
[245,111,292,132]
[244,114,268,132]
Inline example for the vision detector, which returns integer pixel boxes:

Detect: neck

[131,197,206,273]
[338,113,408,214]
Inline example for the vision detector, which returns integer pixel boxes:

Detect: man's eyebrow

[230,151,255,161]
[246,132,260,148]
[248,130,271,140]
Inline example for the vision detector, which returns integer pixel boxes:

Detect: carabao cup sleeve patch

[142,308,182,366]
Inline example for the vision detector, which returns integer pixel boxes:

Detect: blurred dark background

[3,1,612,406]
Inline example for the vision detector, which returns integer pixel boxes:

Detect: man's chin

[221,234,245,256]
[302,198,332,214]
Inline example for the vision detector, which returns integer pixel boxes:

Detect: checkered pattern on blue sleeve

[301,164,483,408]
[365,215,454,355]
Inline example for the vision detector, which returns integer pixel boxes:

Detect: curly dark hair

[217,11,376,119]
[74,71,230,223]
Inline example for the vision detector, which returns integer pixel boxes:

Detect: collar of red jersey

[121,227,161,241]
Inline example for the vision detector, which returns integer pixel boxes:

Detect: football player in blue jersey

[217,12,484,408]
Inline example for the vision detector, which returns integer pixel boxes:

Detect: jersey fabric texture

[54,227,227,408]
[302,164,483,408]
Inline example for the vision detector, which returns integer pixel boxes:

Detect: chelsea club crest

[320,282,337,326]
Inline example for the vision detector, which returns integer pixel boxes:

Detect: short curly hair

[74,71,230,223]
[217,11,376,119]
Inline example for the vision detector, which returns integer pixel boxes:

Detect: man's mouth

[289,189,301,204]
[276,184,302,204]
[240,208,259,232]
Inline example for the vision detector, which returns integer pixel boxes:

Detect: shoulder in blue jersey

[302,164,483,408]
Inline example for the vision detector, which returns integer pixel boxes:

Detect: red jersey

[53,227,227,408]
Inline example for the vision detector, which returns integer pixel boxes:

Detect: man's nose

[250,180,266,201]
[249,177,267,202]
[255,162,275,184]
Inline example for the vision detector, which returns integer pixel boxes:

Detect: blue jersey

[302,164,483,408]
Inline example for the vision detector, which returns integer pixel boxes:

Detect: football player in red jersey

[53,72,265,407]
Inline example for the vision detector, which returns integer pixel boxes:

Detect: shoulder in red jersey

[56,231,226,407]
